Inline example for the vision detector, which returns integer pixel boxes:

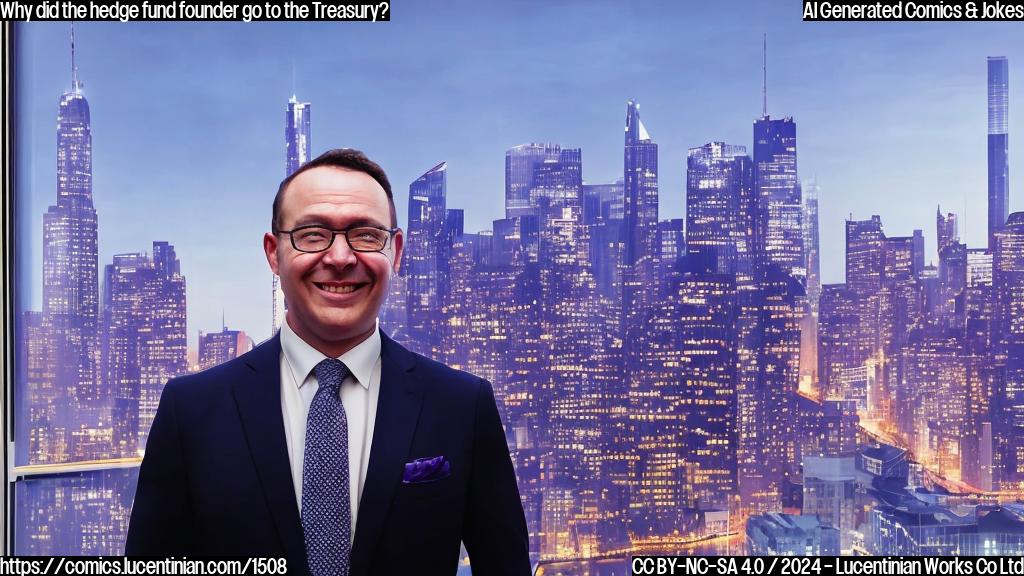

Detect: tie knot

[313,358,349,395]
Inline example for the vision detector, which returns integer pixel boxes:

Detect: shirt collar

[280,318,380,390]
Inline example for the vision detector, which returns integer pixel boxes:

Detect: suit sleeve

[462,378,532,575]
[125,379,194,555]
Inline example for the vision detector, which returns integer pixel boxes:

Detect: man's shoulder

[164,335,278,400]
[380,331,487,396]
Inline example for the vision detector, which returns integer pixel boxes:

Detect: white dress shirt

[279,319,382,544]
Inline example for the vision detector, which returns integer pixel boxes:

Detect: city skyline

[15,13,1024,346]
[12,11,1024,562]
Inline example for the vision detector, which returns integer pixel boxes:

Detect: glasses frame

[274,224,400,254]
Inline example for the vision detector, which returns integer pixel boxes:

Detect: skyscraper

[405,161,447,357]
[285,95,312,176]
[845,216,885,297]
[801,179,822,396]
[937,206,958,257]
[505,143,583,217]
[753,116,803,280]
[621,101,659,334]
[582,181,623,299]
[994,212,1024,487]
[28,28,101,465]
[630,265,738,530]
[273,94,312,333]
[103,243,187,458]
[685,142,753,274]
[804,179,822,313]
[506,144,548,219]
[988,57,1009,251]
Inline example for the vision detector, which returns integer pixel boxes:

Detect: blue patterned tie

[302,358,351,576]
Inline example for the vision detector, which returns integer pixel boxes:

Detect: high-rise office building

[753,116,803,280]
[753,264,803,510]
[103,243,187,458]
[937,206,958,257]
[506,144,548,219]
[27,30,101,465]
[630,265,737,532]
[505,143,582,217]
[273,95,312,333]
[405,161,448,357]
[285,95,311,176]
[845,216,885,296]
[658,218,686,274]
[803,179,821,313]
[685,142,753,274]
[800,180,822,396]
[531,146,583,208]
[621,101,659,335]
[818,284,874,404]
[994,212,1024,487]
[895,333,974,481]
[988,57,1009,251]
[582,182,623,300]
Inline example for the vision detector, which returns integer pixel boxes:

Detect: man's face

[264,166,403,354]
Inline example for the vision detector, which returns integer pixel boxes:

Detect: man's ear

[264,232,280,275]
[390,229,404,275]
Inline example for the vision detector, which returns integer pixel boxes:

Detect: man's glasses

[275,225,399,253]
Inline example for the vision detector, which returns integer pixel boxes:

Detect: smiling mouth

[314,282,366,294]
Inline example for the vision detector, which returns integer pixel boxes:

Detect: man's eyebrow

[290,216,389,228]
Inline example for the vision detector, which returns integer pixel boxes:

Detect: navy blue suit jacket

[125,331,530,576]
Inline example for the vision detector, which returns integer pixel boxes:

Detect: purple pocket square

[402,455,451,483]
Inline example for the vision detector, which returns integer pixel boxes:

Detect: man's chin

[312,319,376,343]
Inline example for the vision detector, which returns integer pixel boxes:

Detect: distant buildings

[18,33,189,555]
[103,243,187,458]
[17,43,1024,563]
[198,325,255,370]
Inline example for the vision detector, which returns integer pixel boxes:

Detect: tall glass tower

[621,100,659,334]
[753,116,803,280]
[685,141,753,274]
[405,162,447,357]
[42,26,100,418]
[988,56,1009,251]
[803,178,821,313]
[273,95,311,333]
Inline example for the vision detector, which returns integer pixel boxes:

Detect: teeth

[318,283,359,294]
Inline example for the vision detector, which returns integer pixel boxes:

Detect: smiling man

[126,149,531,576]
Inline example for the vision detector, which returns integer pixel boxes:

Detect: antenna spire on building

[71,23,80,93]
[762,33,767,117]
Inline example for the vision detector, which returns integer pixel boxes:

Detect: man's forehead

[289,166,384,195]
[282,167,389,212]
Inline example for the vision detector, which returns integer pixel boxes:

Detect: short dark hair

[272,148,397,231]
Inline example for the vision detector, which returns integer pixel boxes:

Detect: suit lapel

[350,332,422,574]
[231,335,307,572]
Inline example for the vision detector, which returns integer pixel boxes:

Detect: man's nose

[321,234,358,267]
